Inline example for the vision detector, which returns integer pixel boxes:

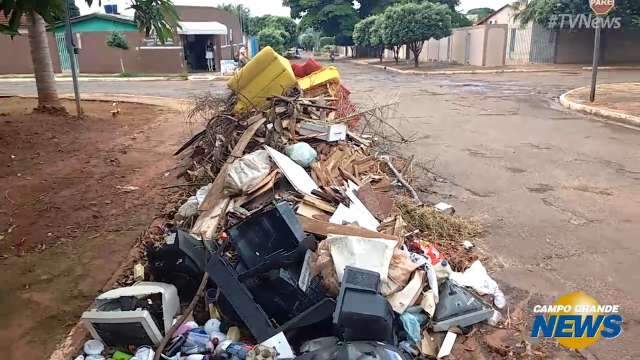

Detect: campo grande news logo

[530,291,623,349]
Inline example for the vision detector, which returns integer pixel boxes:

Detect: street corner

[560,83,640,128]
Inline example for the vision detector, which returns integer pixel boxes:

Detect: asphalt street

[1,62,639,358]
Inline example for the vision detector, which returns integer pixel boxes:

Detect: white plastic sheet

[327,235,396,282]
[450,260,506,309]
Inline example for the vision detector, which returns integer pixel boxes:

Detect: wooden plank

[338,166,362,186]
[198,118,266,211]
[296,203,331,219]
[192,197,232,240]
[298,216,399,241]
[302,195,336,213]
[235,173,278,207]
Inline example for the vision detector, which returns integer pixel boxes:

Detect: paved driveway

[2,63,640,358]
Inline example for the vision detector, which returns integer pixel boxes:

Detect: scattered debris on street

[72,47,532,360]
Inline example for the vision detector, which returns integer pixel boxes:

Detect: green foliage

[353,15,378,47]
[129,0,180,44]
[381,2,451,46]
[299,32,316,50]
[515,0,640,28]
[247,15,298,48]
[319,36,334,47]
[106,31,129,50]
[286,0,359,45]
[467,7,494,18]
[216,3,250,32]
[258,27,287,54]
[0,0,66,35]
[381,2,452,66]
[52,1,80,22]
[357,0,394,17]
[369,16,385,47]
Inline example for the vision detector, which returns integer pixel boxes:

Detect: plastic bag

[450,260,506,309]
[399,310,428,344]
[182,329,211,355]
[224,150,272,195]
[285,142,317,168]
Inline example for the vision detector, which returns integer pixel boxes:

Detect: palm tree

[0,0,180,112]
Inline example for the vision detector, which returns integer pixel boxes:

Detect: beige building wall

[449,29,467,64]
[484,25,507,66]
[468,27,485,65]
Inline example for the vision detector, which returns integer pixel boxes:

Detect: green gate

[55,32,79,73]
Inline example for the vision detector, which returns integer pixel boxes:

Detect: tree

[515,0,640,28]
[106,32,129,73]
[129,0,180,43]
[353,15,384,60]
[52,2,80,22]
[247,15,298,48]
[393,0,470,27]
[257,27,287,54]
[467,7,495,19]
[299,33,316,51]
[285,0,359,45]
[0,0,180,112]
[380,2,452,66]
[216,3,250,33]
[369,15,386,62]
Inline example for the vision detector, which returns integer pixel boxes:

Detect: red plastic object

[302,58,323,75]
[291,63,306,78]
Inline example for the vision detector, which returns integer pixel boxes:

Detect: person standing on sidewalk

[205,41,214,72]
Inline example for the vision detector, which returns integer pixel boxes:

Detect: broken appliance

[333,266,394,343]
[430,280,493,332]
[208,202,335,343]
[81,282,179,347]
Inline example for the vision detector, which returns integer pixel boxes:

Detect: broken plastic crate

[227,46,297,113]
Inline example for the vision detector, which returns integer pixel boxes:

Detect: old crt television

[81,282,179,348]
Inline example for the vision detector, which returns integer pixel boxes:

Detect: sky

[77,0,512,18]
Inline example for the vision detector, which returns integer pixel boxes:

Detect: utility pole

[589,17,601,102]
[64,0,82,116]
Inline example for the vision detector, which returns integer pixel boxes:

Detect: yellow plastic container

[297,66,341,91]
[227,46,297,112]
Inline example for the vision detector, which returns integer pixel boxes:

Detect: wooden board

[297,216,399,241]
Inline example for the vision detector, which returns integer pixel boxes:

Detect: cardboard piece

[387,270,425,314]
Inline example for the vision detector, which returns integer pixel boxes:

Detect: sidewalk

[0,73,188,82]
[560,83,640,127]
[352,58,584,75]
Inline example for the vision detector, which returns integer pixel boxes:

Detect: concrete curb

[8,93,189,360]
[559,87,640,128]
[352,59,581,75]
[0,76,187,83]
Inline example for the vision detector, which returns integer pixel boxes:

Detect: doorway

[183,34,214,72]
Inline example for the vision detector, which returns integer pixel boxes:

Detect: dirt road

[0,98,192,359]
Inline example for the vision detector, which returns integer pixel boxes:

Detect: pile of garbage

[75,47,512,360]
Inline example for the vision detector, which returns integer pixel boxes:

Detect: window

[229,28,233,44]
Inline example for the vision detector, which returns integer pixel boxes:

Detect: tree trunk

[119,53,125,73]
[393,46,399,64]
[27,13,63,111]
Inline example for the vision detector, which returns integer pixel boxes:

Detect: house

[477,4,640,65]
[175,5,243,73]
[0,5,243,75]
